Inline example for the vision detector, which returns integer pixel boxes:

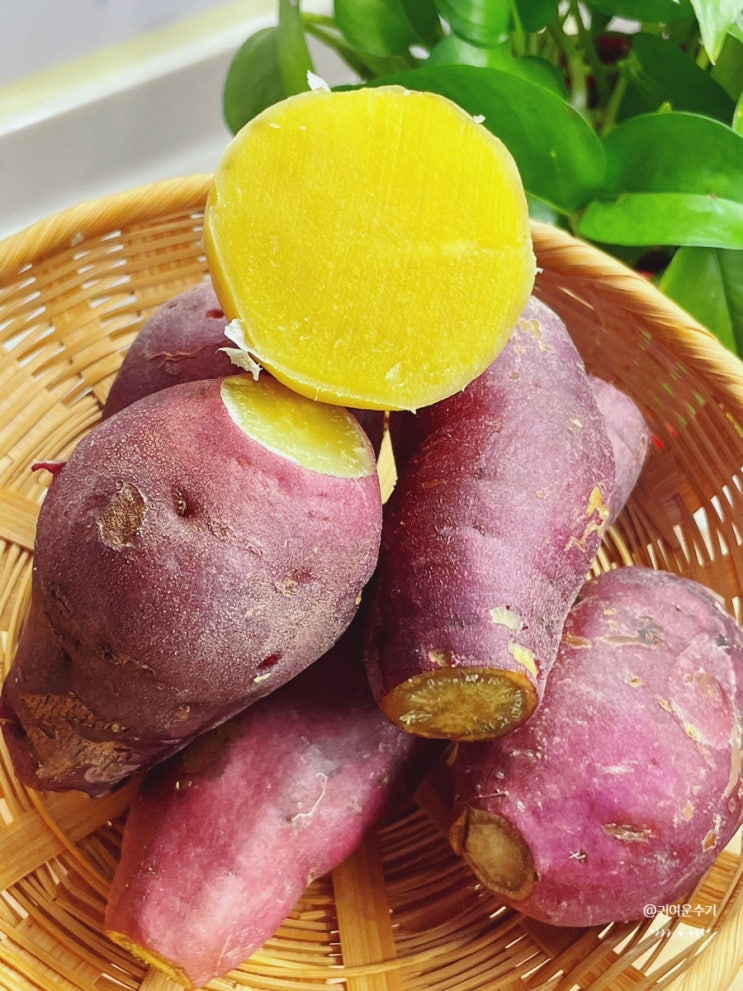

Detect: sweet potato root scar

[450,806,535,899]
[381,668,536,741]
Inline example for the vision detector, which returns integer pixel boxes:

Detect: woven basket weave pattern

[0,175,742,991]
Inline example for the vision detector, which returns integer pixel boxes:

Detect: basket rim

[2,172,743,424]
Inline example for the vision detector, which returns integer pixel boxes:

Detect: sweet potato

[390,373,650,524]
[1,374,382,795]
[102,280,388,455]
[363,296,614,741]
[105,622,436,989]
[102,282,233,418]
[205,85,535,411]
[587,375,651,524]
[450,566,743,927]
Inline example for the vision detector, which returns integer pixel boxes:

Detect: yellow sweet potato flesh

[221,374,374,477]
[381,667,536,741]
[205,86,535,411]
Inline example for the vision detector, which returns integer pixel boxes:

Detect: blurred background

[0,0,340,239]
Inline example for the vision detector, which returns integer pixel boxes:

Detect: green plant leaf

[621,32,735,123]
[426,36,566,95]
[334,0,422,56]
[689,0,743,62]
[359,65,604,211]
[585,0,694,22]
[579,192,743,247]
[578,111,743,245]
[659,246,743,353]
[277,0,314,94]
[401,0,443,46]
[434,0,511,47]
[513,0,559,33]
[223,27,289,134]
[603,112,743,198]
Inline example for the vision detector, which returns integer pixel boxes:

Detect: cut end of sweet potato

[205,86,535,411]
[106,930,193,989]
[450,806,536,900]
[380,668,537,741]
[221,373,376,477]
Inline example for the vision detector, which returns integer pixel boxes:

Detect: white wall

[0,0,350,239]
[0,0,239,88]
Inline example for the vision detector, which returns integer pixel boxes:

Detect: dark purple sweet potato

[102,282,233,418]
[1,374,382,795]
[104,622,436,989]
[363,296,615,742]
[451,566,743,927]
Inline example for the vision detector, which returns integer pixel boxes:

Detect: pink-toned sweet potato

[105,622,436,989]
[102,282,233,418]
[587,375,651,524]
[363,296,615,742]
[450,566,743,927]
[1,374,382,795]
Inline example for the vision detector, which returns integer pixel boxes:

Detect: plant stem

[599,66,628,136]
[303,19,415,77]
[509,0,527,58]
[572,2,610,107]
[548,14,589,118]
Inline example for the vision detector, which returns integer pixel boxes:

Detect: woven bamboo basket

[1,174,742,991]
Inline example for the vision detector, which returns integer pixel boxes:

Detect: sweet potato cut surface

[1,375,382,794]
[451,566,743,927]
[364,297,614,741]
[204,85,535,411]
[104,624,435,989]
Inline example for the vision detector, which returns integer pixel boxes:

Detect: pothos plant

[222,0,743,356]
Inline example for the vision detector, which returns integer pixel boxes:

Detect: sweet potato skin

[363,297,614,740]
[105,624,435,989]
[102,283,233,418]
[451,566,743,927]
[587,375,651,524]
[2,378,382,795]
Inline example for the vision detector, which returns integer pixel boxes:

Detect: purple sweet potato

[1,374,382,795]
[102,280,388,455]
[363,296,615,742]
[390,373,650,525]
[587,375,651,525]
[104,622,435,989]
[450,566,743,927]
[102,282,233,418]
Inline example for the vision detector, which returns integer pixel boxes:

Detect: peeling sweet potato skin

[104,624,437,990]
[452,566,743,927]
[364,297,615,739]
[1,378,382,795]
[102,283,233,419]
